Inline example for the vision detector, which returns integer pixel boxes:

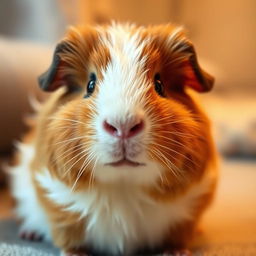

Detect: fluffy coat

[10,23,217,255]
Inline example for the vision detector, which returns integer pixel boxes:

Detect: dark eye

[85,73,97,97]
[154,73,164,97]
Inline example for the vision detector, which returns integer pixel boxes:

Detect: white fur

[35,163,216,255]
[9,143,51,240]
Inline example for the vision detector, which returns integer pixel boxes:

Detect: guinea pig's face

[40,24,214,186]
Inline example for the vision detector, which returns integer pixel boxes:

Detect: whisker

[150,115,174,122]
[159,131,197,138]
[89,156,99,191]
[149,148,183,181]
[52,144,84,165]
[150,147,179,175]
[49,117,86,126]
[52,136,86,146]
[153,134,187,148]
[151,134,201,162]
[152,118,199,127]
[47,123,78,131]
[71,151,96,191]
[150,143,192,175]
[150,141,197,167]
[62,148,91,175]
[148,152,165,186]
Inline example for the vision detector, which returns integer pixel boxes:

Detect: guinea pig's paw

[163,249,192,256]
[19,230,44,241]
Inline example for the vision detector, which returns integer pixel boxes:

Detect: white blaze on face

[96,24,150,124]
[91,24,162,184]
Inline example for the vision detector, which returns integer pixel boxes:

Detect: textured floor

[0,220,58,255]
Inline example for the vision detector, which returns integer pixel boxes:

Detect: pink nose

[103,118,144,139]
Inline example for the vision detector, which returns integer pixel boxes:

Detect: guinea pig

[10,23,217,256]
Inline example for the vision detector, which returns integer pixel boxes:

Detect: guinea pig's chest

[38,170,198,254]
[82,185,173,254]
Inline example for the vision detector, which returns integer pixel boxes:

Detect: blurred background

[0,0,255,254]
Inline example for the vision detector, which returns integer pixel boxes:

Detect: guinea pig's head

[39,23,214,187]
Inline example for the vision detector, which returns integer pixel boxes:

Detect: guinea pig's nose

[103,118,144,139]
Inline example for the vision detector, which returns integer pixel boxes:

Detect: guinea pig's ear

[178,41,214,92]
[166,27,214,93]
[38,41,75,92]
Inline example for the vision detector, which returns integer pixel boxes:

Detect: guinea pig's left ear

[38,41,75,92]
[180,41,214,92]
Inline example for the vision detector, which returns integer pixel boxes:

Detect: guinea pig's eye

[154,73,164,97]
[85,73,97,97]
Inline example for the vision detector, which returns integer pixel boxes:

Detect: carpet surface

[0,219,59,255]
[0,243,55,256]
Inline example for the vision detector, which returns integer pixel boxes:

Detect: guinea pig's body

[10,23,217,255]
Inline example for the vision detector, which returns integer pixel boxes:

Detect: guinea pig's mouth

[105,158,145,167]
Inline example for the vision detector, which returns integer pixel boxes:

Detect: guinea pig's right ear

[38,41,75,92]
